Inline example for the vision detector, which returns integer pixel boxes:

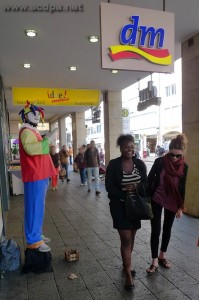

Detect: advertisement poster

[122,107,130,134]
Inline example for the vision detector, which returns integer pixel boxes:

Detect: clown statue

[19,101,56,253]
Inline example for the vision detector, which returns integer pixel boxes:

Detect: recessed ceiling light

[111,69,118,74]
[69,66,77,71]
[89,35,98,43]
[22,63,31,68]
[25,29,37,37]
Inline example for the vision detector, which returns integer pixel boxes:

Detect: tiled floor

[1,164,199,300]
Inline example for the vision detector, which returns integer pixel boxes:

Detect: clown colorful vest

[19,127,56,182]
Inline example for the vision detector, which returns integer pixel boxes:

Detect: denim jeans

[79,168,86,184]
[86,167,99,191]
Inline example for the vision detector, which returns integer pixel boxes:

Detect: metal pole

[163,0,166,11]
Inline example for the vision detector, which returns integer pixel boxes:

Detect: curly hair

[169,134,188,151]
[116,134,134,147]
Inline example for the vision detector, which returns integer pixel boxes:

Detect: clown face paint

[27,111,40,125]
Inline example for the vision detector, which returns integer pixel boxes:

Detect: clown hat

[19,101,45,123]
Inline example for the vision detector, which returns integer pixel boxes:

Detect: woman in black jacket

[146,134,188,274]
[105,134,148,290]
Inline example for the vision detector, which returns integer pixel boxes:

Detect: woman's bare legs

[118,229,137,285]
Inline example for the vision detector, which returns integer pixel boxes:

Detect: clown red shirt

[19,124,56,182]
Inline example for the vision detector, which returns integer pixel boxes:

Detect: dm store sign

[100,3,174,73]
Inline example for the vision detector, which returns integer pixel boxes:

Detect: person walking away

[59,145,70,183]
[84,140,100,195]
[99,149,105,164]
[74,145,87,186]
[50,145,60,190]
[105,134,148,290]
[158,145,165,157]
[146,134,188,274]
[68,145,73,165]
[134,146,140,159]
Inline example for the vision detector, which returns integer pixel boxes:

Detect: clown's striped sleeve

[20,128,49,155]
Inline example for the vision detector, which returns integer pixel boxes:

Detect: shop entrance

[147,137,157,153]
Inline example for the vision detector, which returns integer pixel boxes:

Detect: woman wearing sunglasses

[146,134,188,274]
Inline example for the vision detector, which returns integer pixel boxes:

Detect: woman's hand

[125,184,137,192]
[176,208,183,219]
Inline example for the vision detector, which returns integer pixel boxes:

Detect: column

[104,91,123,164]
[182,33,199,217]
[71,112,86,158]
[49,121,58,149]
[58,117,67,148]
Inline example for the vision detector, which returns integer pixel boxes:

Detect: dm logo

[109,16,172,65]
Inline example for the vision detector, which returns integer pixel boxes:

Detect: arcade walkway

[1,165,199,300]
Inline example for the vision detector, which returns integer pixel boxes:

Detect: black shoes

[125,282,135,290]
[87,190,100,195]
[131,270,136,277]
[67,179,70,183]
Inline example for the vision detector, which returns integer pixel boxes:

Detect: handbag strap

[135,184,147,197]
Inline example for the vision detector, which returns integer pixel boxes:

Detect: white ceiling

[0,0,199,121]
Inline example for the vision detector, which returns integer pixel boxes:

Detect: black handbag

[125,190,153,221]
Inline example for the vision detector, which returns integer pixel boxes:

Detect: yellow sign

[12,87,100,106]
[122,108,129,117]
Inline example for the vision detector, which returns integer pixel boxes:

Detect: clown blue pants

[24,179,49,245]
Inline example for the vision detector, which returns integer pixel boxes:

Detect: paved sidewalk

[1,167,199,300]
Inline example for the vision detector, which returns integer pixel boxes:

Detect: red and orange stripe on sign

[109,45,172,65]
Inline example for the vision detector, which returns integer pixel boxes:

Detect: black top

[84,148,100,167]
[148,157,188,202]
[50,153,60,168]
[105,156,148,203]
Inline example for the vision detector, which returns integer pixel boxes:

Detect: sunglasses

[169,153,183,159]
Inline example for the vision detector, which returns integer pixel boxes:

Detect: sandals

[158,258,171,269]
[146,264,158,274]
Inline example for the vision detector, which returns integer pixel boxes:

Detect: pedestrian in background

[68,145,73,165]
[74,145,87,186]
[134,146,140,159]
[59,145,70,183]
[84,140,100,195]
[50,145,60,191]
[99,149,105,164]
[146,134,188,274]
[105,134,148,290]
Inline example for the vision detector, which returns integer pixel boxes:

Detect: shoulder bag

[125,188,153,221]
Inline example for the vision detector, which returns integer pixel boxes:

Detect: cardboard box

[65,249,79,261]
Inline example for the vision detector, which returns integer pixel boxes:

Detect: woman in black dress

[105,134,148,290]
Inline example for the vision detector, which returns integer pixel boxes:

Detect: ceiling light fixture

[89,35,99,43]
[22,63,31,68]
[69,66,77,71]
[25,29,37,37]
[111,69,118,74]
